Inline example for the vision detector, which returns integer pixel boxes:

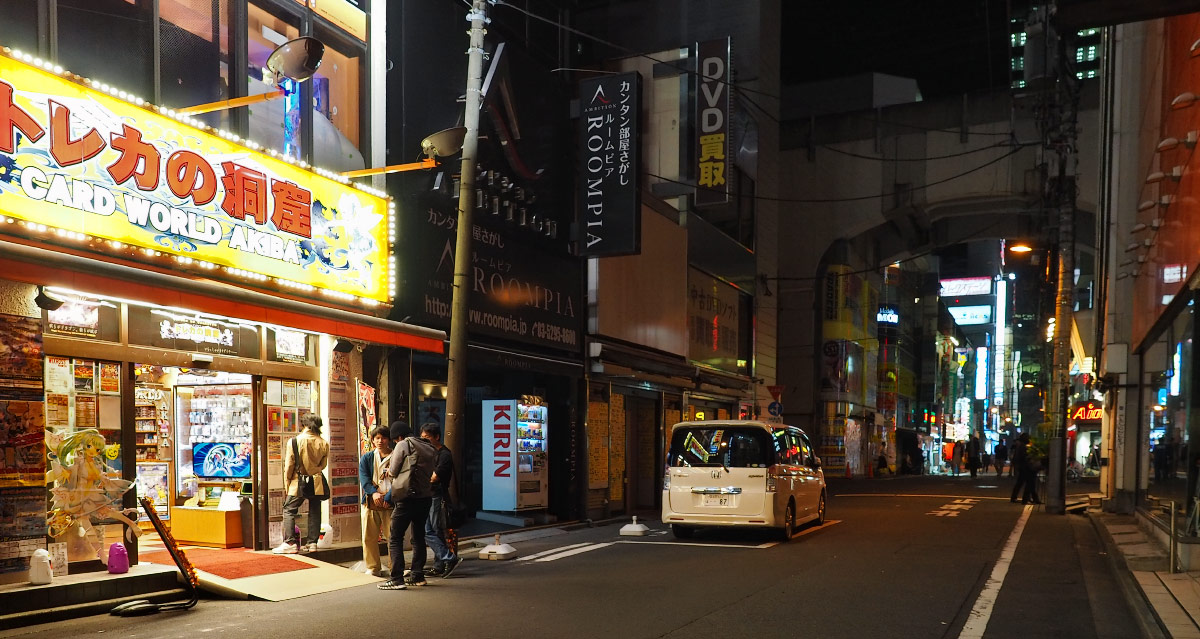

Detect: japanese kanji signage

[577,71,640,257]
[0,53,391,303]
[695,38,730,207]
[397,195,583,353]
[687,267,743,374]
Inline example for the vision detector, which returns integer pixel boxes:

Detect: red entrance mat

[140,547,316,580]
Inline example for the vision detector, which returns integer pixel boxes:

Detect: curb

[0,588,190,631]
[1088,512,1168,639]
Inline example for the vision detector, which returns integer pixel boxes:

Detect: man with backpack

[378,421,438,590]
[421,423,462,578]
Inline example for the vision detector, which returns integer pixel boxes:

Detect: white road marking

[533,542,615,562]
[837,493,1012,500]
[618,540,777,549]
[957,504,1033,639]
[518,543,594,561]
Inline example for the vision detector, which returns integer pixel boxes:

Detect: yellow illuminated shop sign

[0,51,392,304]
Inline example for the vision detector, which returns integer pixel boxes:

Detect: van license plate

[703,495,731,507]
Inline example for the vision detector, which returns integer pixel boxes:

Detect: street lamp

[178,37,325,115]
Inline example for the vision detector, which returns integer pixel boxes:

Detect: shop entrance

[625,395,660,512]
[133,366,255,552]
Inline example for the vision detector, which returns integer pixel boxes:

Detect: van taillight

[663,473,671,490]
[766,476,776,492]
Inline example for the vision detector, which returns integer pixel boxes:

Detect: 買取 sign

[0,52,392,303]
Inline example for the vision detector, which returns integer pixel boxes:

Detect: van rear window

[667,427,775,468]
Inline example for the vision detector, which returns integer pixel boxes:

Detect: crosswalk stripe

[533,542,615,562]
[518,543,594,561]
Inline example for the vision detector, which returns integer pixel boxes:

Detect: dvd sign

[695,38,730,207]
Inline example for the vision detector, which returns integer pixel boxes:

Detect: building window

[247,3,301,157]
[311,26,365,170]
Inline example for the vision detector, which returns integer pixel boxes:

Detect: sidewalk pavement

[1093,510,1200,639]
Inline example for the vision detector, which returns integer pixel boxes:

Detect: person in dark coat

[993,439,1009,477]
[1010,433,1040,504]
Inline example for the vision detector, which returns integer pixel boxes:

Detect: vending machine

[482,398,548,510]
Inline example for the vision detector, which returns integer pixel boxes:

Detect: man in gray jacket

[378,421,437,590]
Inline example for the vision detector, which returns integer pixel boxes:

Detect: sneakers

[305,543,318,553]
[403,573,427,587]
[426,565,445,578]
[366,567,387,577]
[272,542,298,555]
[378,578,407,590]
[441,556,463,578]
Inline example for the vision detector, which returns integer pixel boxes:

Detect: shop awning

[1,241,446,353]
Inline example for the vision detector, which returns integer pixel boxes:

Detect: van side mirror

[811,456,822,469]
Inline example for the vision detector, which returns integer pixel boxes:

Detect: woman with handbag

[358,426,393,576]
[274,414,330,554]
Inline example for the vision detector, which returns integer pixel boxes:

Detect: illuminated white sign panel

[876,305,899,325]
[949,305,993,325]
[975,347,989,400]
[940,277,992,297]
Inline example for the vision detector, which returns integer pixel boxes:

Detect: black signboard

[397,197,583,354]
[695,38,730,207]
[128,306,260,359]
[577,72,641,257]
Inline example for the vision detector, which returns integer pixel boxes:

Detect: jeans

[425,495,455,566]
[281,494,321,545]
[389,497,432,577]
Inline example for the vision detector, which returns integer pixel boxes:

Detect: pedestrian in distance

[967,435,982,479]
[1010,433,1040,504]
[358,425,392,577]
[994,439,1008,477]
[421,424,462,578]
[378,421,438,590]
[1154,437,1168,482]
[951,440,964,476]
[275,414,330,554]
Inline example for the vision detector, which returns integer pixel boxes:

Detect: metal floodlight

[34,285,64,311]
[420,127,468,159]
[266,37,325,84]
[178,37,325,115]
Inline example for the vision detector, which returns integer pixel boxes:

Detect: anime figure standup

[45,429,141,564]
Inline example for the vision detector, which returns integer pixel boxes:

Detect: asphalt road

[3,476,1144,639]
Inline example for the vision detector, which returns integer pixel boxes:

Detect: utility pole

[445,0,488,489]
[1025,2,1077,515]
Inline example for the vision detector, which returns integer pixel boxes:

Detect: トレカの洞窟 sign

[0,51,391,304]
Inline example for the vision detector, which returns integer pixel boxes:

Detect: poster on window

[0,314,43,390]
[45,393,69,428]
[267,406,282,432]
[0,401,45,486]
[74,395,97,429]
[282,380,297,407]
[357,381,376,456]
[73,360,95,393]
[45,356,71,394]
[98,362,120,394]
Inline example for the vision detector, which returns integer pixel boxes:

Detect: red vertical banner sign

[357,380,376,456]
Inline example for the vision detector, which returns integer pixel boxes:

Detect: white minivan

[661,420,826,540]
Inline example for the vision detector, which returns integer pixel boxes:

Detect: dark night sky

[782,0,1013,98]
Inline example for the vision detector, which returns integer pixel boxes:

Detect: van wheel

[813,492,826,526]
[779,501,796,541]
[671,524,695,539]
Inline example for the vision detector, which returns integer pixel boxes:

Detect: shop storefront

[0,48,443,582]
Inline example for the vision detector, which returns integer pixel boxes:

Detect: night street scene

[2,1,1200,638]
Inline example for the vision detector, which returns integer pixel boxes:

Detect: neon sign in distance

[949,305,992,325]
[1070,401,1102,424]
[940,277,992,297]
[0,53,391,303]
